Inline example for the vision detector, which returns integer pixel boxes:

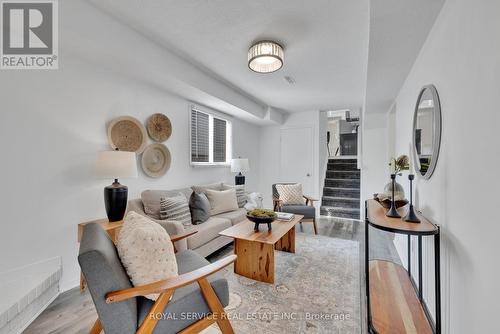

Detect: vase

[383,179,406,201]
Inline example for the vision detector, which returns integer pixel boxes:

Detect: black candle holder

[403,174,421,223]
[386,174,401,218]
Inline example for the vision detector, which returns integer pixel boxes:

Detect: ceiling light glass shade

[248,41,284,73]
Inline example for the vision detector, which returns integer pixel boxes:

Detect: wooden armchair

[79,223,236,334]
[272,183,319,234]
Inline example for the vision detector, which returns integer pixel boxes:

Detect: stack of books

[276,212,294,221]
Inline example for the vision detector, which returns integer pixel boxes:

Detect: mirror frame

[412,84,442,180]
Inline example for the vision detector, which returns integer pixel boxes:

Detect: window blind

[213,117,227,162]
[191,110,209,162]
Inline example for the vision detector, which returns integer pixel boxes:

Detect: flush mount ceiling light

[248,41,284,73]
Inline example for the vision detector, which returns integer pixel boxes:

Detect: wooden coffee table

[219,215,303,283]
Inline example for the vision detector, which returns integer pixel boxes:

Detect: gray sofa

[128,185,246,258]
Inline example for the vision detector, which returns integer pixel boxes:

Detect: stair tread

[322,196,359,201]
[320,206,360,212]
[323,186,360,191]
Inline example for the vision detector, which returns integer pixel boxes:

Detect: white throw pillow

[276,183,304,205]
[117,211,178,301]
[204,188,239,215]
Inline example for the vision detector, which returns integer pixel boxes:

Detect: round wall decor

[141,143,171,178]
[107,116,147,154]
[146,113,172,142]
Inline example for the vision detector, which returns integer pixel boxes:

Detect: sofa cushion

[191,182,223,194]
[189,192,211,225]
[141,188,192,219]
[281,204,315,219]
[222,184,247,208]
[159,193,192,227]
[137,250,228,334]
[116,212,178,300]
[214,208,247,225]
[276,183,304,205]
[186,217,232,250]
[205,188,239,215]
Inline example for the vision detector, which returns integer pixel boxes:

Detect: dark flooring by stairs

[320,158,361,219]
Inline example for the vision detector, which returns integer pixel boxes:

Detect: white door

[280,127,314,195]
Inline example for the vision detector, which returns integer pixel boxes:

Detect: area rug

[203,232,360,334]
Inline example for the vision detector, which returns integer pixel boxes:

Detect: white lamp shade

[231,158,250,173]
[96,151,138,179]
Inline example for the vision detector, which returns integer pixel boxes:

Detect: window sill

[191,163,231,168]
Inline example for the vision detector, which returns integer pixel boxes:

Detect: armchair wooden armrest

[105,255,237,334]
[303,195,319,206]
[170,230,197,243]
[106,254,237,304]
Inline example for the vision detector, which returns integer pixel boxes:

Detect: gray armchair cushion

[280,205,316,219]
[137,250,229,334]
[78,223,137,334]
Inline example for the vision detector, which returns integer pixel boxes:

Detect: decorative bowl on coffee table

[246,209,277,231]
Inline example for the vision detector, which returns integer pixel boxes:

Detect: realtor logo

[1,0,58,69]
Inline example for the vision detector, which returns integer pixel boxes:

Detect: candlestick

[403,174,420,223]
[386,174,401,218]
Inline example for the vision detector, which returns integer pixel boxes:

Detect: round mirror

[412,85,442,179]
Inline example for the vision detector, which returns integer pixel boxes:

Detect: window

[190,106,232,165]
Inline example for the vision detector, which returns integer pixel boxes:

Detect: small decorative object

[107,116,148,154]
[244,192,264,211]
[141,143,171,178]
[386,174,401,218]
[403,174,421,223]
[146,113,172,142]
[247,209,277,231]
[384,154,410,200]
[95,150,138,222]
[248,40,284,73]
[373,194,408,209]
[231,158,250,185]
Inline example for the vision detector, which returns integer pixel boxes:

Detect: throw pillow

[141,190,183,220]
[204,188,238,215]
[117,211,178,301]
[222,184,247,208]
[191,182,223,194]
[276,183,304,205]
[189,192,211,224]
[159,193,192,227]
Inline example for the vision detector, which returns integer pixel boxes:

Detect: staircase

[320,158,360,219]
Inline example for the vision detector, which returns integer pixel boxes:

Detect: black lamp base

[403,204,421,223]
[104,179,128,222]
[235,173,245,185]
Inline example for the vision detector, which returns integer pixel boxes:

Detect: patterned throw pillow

[276,183,304,205]
[159,193,192,227]
[117,211,178,301]
[222,184,247,208]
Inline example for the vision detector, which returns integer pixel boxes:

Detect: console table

[365,199,441,334]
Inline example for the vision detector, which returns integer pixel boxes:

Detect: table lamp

[231,158,249,185]
[96,150,138,222]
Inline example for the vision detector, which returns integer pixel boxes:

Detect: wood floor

[24,217,399,334]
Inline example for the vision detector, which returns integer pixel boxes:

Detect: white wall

[258,111,321,208]
[0,2,261,291]
[390,0,500,332]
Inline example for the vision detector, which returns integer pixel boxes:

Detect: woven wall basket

[141,143,171,178]
[146,113,172,142]
[107,116,148,154]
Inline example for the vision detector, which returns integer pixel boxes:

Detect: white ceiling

[89,0,370,114]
